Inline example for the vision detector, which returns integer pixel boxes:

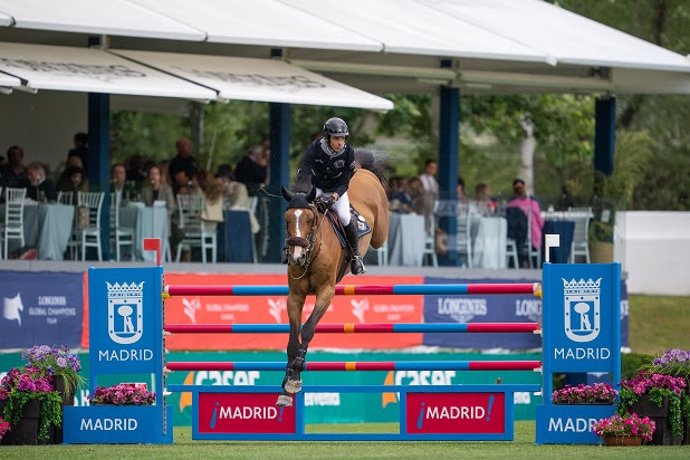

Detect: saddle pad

[327,206,372,249]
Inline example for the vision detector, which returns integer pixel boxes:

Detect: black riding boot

[281,245,288,264]
[345,220,366,275]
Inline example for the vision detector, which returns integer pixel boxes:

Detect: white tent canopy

[0,0,688,95]
[0,42,217,100]
[131,0,381,52]
[0,0,205,41]
[113,49,394,111]
[0,71,19,87]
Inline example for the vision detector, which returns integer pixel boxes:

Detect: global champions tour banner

[0,271,83,348]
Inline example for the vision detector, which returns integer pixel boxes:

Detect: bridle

[285,204,324,280]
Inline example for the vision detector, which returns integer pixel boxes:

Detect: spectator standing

[67,132,89,173]
[419,159,439,201]
[169,137,198,195]
[0,145,28,188]
[234,144,268,196]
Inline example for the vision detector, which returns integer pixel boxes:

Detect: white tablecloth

[1,202,74,260]
[120,204,169,262]
[471,216,507,269]
[387,213,425,266]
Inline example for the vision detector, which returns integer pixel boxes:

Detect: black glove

[317,193,337,209]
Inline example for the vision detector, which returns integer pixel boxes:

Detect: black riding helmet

[323,117,349,137]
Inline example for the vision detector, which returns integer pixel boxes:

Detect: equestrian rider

[293,117,365,275]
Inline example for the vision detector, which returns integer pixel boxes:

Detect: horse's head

[281,186,317,267]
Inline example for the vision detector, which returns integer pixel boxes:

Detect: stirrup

[351,256,366,275]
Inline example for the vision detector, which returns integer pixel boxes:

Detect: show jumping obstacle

[63,260,621,444]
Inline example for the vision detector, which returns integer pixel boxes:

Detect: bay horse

[276,159,388,407]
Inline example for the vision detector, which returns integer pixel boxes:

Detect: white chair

[1,187,26,259]
[176,194,217,263]
[422,201,438,267]
[568,207,593,263]
[456,203,472,267]
[524,206,541,268]
[373,239,388,266]
[73,191,105,261]
[506,238,519,269]
[57,191,73,205]
[109,193,135,261]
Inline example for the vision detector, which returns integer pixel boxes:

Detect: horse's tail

[354,148,388,188]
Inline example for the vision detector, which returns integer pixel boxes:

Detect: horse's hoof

[284,379,302,394]
[276,394,293,407]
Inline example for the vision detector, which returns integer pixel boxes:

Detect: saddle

[322,205,372,283]
[323,205,372,248]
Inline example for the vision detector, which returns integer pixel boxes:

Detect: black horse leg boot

[345,220,366,275]
[281,244,288,264]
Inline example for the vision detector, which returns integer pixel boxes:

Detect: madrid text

[98,349,154,362]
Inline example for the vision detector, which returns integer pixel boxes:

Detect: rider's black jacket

[296,138,355,197]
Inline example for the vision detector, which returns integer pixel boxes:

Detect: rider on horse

[286,117,366,275]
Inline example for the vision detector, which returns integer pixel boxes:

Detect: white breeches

[316,188,351,226]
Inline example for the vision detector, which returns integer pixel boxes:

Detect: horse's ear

[306,186,317,202]
[281,186,294,202]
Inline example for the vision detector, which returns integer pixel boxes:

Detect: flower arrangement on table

[22,345,85,398]
[593,412,655,445]
[552,382,618,405]
[0,417,10,441]
[89,384,156,406]
[0,366,62,442]
[618,371,690,441]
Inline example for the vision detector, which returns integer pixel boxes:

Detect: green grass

[628,295,690,355]
[1,423,688,459]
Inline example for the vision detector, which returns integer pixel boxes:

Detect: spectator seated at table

[507,178,544,268]
[0,145,28,190]
[25,162,57,202]
[197,170,224,234]
[141,164,176,216]
[474,182,498,216]
[57,161,88,207]
[389,177,413,212]
[215,164,259,234]
[110,163,138,203]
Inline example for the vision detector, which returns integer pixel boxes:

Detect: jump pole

[164,322,541,334]
[163,282,541,297]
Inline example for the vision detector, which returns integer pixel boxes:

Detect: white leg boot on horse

[345,220,365,275]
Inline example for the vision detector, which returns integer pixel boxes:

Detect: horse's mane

[355,148,388,187]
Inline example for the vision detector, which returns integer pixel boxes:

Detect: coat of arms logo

[107,281,144,345]
[562,278,601,343]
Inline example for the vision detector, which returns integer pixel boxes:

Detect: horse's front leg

[277,292,305,407]
[298,284,335,370]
